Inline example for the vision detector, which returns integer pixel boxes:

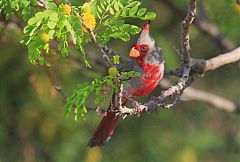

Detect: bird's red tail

[88,96,119,147]
[88,109,119,147]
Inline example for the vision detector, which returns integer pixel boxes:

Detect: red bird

[88,20,165,147]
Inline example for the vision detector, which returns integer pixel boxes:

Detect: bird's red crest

[143,20,150,32]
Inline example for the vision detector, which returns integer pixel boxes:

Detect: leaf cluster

[64,70,140,120]
[95,0,156,43]
[17,0,156,66]
[20,2,91,66]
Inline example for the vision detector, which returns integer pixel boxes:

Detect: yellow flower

[40,33,50,43]
[63,4,71,15]
[81,13,96,32]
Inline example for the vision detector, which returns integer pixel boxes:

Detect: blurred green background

[1,0,240,162]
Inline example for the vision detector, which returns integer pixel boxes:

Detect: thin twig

[117,84,124,114]
[80,20,114,67]
[181,0,196,63]
[54,86,67,101]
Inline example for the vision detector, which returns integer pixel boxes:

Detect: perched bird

[88,20,165,147]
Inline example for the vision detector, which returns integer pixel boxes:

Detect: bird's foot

[129,98,142,117]
[135,104,142,118]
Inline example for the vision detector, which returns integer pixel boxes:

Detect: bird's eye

[141,45,147,51]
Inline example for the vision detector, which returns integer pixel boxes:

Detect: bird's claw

[134,102,142,118]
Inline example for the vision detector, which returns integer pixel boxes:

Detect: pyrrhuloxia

[88,20,165,147]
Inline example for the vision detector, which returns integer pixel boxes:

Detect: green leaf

[114,2,119,11]
[23,25,35,33]
[43,9,52,17]
[29,26,38,36]
[115,20,124,27]
[115,10,121,17]
[48,2,57,11]
[97,6,102,14]
[20,35,31,45]
[109,7,114,15]
[36,20,42,27]
[58,15,66,29]
[105,26,118,35]
[117,1,123,8]
[145,12,156,20]
[74,113,80,121]
[121,8,130,16]
[48,30,55,39]
[21,0,30,7]
[137,8,146,16]
[64,19,72,31]
[113,55,120,64]
[100,2,105,9]
[119,24,141,35]
[82,106,87,113]
[118,32,130,41]
[96,12,101,19]
[47,21,57,29]
[28,17,38,25]
[11,1,19,11]
[35,12,45,20]
[129,6,138,16]
[133,72,140,77]
[50,12,58,22]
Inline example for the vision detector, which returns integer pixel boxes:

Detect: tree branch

[204,47,240,72]
[190,47,240,73]
[160,79,239,113]
[181,0,196,63]
[181,87,238,113]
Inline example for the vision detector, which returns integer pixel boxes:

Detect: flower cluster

[81,13,96,32]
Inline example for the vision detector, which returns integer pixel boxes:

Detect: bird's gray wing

[117,59,136,72]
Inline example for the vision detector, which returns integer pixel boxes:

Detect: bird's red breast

[131,63,163,96]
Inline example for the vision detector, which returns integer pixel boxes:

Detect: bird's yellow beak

[129,47,140,58]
